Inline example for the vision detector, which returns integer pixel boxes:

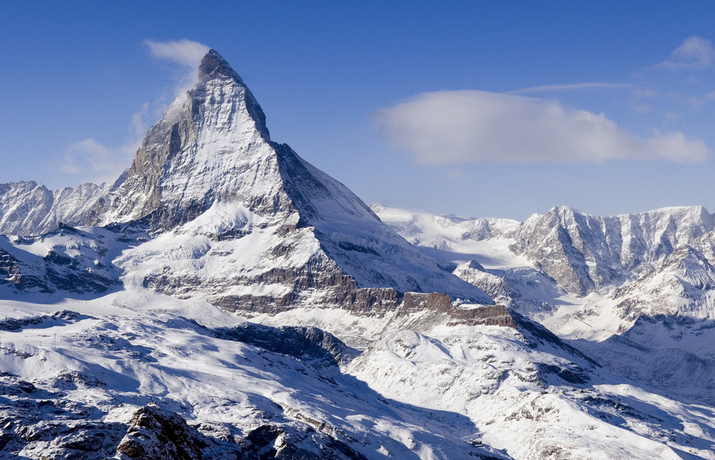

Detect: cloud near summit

[144,39,211,94]
[374,90,709,165]
[144,39,210,68]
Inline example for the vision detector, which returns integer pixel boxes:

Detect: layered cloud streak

[375,90,709,165]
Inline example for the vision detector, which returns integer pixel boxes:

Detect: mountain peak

[87,49,273,230]
[194,49,269,140]
[198,49,242,84]
[80,51,491,303]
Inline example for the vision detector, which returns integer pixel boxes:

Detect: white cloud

[374,90,709,164]
[144,39,211,95]
[61,139,111,175]
[144,39,210,68]
[60,138,138,185]
[646,131,709,162]
[654,36,715,70]
[60,102,150,184]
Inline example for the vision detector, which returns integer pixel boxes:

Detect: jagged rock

[239,424,369,460]
[0,246,53,293]
[115,404,207,460]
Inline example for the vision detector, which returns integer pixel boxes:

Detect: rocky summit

[0,50,713,459]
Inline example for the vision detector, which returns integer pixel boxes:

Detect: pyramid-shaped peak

[194,49,269,138]
[198,49,243,84]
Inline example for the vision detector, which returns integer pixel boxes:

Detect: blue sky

[1,1,714,220]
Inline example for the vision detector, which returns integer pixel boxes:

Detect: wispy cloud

[144,38,210,68]
[144,39,210,95]
[646,131,709,162]
[60,137,138,186]
[375,90,709,164]
[59,103,150,185]
[129,102,150,137]
[653,36,715,70]
[506,82,630,95]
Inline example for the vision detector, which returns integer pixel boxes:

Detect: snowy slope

[374,205,715,411]
[1,293,713,460]
[0,295,517,459]
[235,300,715,460]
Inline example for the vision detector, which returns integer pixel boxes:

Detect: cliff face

[87,50,281,231]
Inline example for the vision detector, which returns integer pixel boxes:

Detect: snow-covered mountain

[0,182,107,236]
[515,205,715,296]
[0,50,490,309]
[374,204,715,297]
[0,50,714,459]
[375,204,715,404]
[374,204,715,319]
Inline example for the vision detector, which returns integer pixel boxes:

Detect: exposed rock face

[0,245,51,293]
[215,324,359,367]
[511,206,715,296]
[115,404,207,460]
[453,261,517,305]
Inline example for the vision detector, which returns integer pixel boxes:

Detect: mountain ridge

[0,181,108,236]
